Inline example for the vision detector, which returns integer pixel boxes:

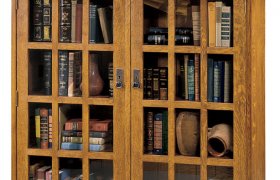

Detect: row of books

[208,1,232,47]
[32,0,52,42]
[58,51,82,97]
[177,54,200,101]
[60,119,113,152]
[59,0,83,43]
[143,67,168,100]
[145,110,168,155]
[31,108,52,149]
[207,58,233,103]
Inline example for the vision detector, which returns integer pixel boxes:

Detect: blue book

[213,61,225,102]
[89,144,111,152]
[188,59,195,101]
[59,169,71,180]
[219,61,225,102]
[61,142,82,150]
[207,58,214,102]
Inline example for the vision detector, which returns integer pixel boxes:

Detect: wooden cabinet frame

[12,0,264,179]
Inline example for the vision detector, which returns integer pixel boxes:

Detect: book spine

[216,2,223,47]
[68,52,75,97]
[89,131,110,138]
[162,111,168,154]
[98,7,113,44]
[213,61,224,102]
[40,108,49,149]
[147,35,167,45]
[65,121,82,131]
[180,59,185,99]
[35,108,41,148]
[143,68,147,99]
[74,52,82,96]
[146,68,153,99]
[224,60,233,103]
[175,35,192,45]
[207,58,214,102]
[89,4,100,43]
[62,136,83,143]
[71,0,77,43]
[76,4,83,43]
[89,144,109,152]
[89,137,110,145]
[89,122,112,132]
[194,54,200,101]
[59,2,71,42]
[58,51,69,96]
[221,6,231,47]
[43,0,51,6]
[220,61,225,102]
[152,68,160,99]
[61,130,82,137]
[43,51,52,95]
[48,109,52,148]
[42,7,52,41]
[188,59,195,101]
[184,55,189,100]
[108,62,114,97]
[33,6,43,41]
[159,67,168,100]
[154,113,163,154]
[61,142,82,150]
[146,112,154,154]
[208,2,216,47]
[192,6,200,46]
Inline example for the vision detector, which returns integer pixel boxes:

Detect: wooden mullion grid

[200,0,209,179]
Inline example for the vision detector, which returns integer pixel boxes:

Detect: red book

[40,108,49,149]
[64,118,82,131]
[194,54,200,101]
[76,4,83,43]
[89,119,113,132]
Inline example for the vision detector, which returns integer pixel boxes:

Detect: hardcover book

[43,51,52,95]
[146,112,154,154]
[207,58,214,102]
[221,6,232,47]
[40,108,49,149]
[187,59,195,101]
[159,67,168,100]
[152,68,160,99]
[192,5,200,46]
[58,51,69,96]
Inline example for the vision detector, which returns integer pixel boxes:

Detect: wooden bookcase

[12,0,265,179]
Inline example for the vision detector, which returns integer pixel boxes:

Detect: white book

[221,6,231,47]
[224,60,233,103]
[68,52,75,97]
[216,1,224,47]
[192,6,201,46]
[184,55,189,100]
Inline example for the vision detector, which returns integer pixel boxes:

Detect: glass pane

[175,164,200,180]
[143,162,168,180]
[59,158,82,179]
[29,156,52,179]
[208,166,233,180]
[89,160,113,180]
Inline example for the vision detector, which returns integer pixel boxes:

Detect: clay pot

[176,111,200,156]
[89,54,104,96]
[208,123,233,157]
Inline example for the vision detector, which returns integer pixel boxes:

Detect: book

[208,2,216,47]
[59,51,69,96]
[89,144,112,152]
[216,1,224,47]
[76,4,83,43]
[61,142,82,150]
[62,136,83,143]
[146,68,153,99]
[179,58,185,99]
[65,119,82,131]
[48,109,52,148]
[89,119,113,131]
[98,7,113,43]
[146,112,154,154]
[61,130,82,137]
[43,51,52,95]
[175,35,193,45]
[152,68,160,99]
[60,169,82,180]
[162,111,168,154]
[213,61,225,102]
[35,108,41,148]
[40,108,49,149]
[68,52,75,97]
[108,62,114,97]
[59,0,72,42]
[154,113,163,154]
[71,0,77,43]
[29,163,41,179]
[143,68,147,99]
[89,137,111,145]
[221,6,231,47]
[192,5,200,45]
[89,4,102,43]
[159,67,168,100]
[188,59,195,101]
[46,169,52,180]
[194,54,200,101]
[207,58,214,102]
[224,60,233,103]
[147,35,167,45]
[37,166,51,180]
[42,7,52,41]
[90,131,112,138]
[74,52,82,96]
[184,55,189,100]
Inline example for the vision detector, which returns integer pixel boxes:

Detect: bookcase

[12,0,265,179]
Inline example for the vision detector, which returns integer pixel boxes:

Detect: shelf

[206,102,234,111]
[28,95,52,103]
[173,101,202,109]
[58,97,83,104]
[207,47,235,55]
[142,100,169,108]
[27,42,52,49]
[88,44,114,51]
[143,45,168,53]
[87,97,114,106]
[174,46,201,54]
[207,158,234,167]
[58,43,83,50]
[142,154,168,163]
[57,150,83,158]
[27,148,52,157]
[174,156,201,165]
[88,152,114,160]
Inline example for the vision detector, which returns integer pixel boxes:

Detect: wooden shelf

[88,44,114,51]
[58,96,83,104]
[206,102,234,111]
[142,100,169,108]
[88,152,114,160]
[207,158,234,167]
[142,154,168,163]
[28,95,52,103]
[27,148,52,157]
[207,47,235,55]
[58,43,83,50]
[173,101,202,109]
[27,42,52,49]
[57,150,83,158]
[174,46,201,54]
[174,156,201,165]
[87,97,114,106]
[142,45,168,53]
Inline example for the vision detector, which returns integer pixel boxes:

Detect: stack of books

[29,163,52,180]
[89,119,113,152]
[61,119,83,150]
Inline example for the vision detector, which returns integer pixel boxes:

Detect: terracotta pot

[176,111,200,156]
[208,123,233,157]
[89,54,104,96]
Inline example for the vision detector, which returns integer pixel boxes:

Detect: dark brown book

[153,68,160,99]
[146,68,153,99]
[146,112,154,154]
[89,119,113,132]
[74,52,82,96]
[75,4,83,43]
[40,108,49,149]
[194,54,200,101]
[143,68,147,99]
[37,166,51,180]
[159,67,168,100]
